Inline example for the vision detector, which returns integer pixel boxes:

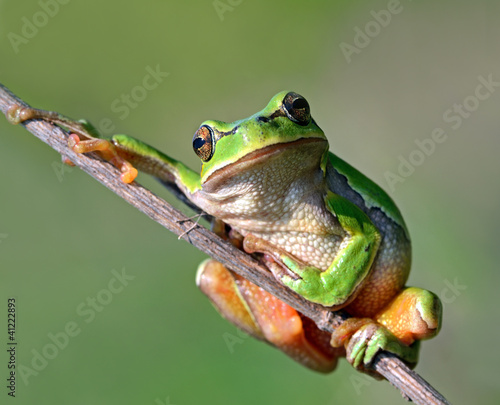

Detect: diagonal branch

[0,82,449,405]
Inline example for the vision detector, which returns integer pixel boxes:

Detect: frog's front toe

[331,318,419,375]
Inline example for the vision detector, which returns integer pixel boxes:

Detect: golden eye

[283,92,311,126]
[192,125,215,162]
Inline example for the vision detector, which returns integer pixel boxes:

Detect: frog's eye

[283,92,311,126]
[193,125,215,162]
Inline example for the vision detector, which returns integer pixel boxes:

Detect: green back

[328,153,409,238]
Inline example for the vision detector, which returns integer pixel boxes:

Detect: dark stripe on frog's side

[256,116,271,123]
[326,153,412,317]
[325,153,410,241]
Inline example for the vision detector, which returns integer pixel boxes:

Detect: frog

[7,91,442,374]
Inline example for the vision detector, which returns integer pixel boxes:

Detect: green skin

[7,91,440,369]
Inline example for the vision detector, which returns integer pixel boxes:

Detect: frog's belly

[240,229,344,271]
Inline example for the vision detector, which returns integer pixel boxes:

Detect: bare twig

[0,82,450,405]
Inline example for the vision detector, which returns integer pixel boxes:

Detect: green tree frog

[8,91,442,374]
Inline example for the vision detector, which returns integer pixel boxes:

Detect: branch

[0,82,450,405]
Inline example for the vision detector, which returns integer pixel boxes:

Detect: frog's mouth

[202,137,328,193]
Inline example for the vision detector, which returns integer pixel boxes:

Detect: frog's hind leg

[196,259,342,373]
[375,286,442,345]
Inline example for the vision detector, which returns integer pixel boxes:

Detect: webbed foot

[6,104,138,183]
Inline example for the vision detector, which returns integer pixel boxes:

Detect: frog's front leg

[244,191,381,308]
[6,105,201,194]
[7,105,101,138]
[196,259,343,372]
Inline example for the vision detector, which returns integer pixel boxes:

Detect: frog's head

[192,91,329,185]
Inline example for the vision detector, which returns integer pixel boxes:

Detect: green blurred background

[1,0,499,404]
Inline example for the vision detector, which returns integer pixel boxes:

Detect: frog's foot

[6,105,100,137]
[330,287,441,375]
[6,104,139,183]
[330,318,419,377]
[6,105,55,125]
[196,259,342,373]
[67,134,138,183]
